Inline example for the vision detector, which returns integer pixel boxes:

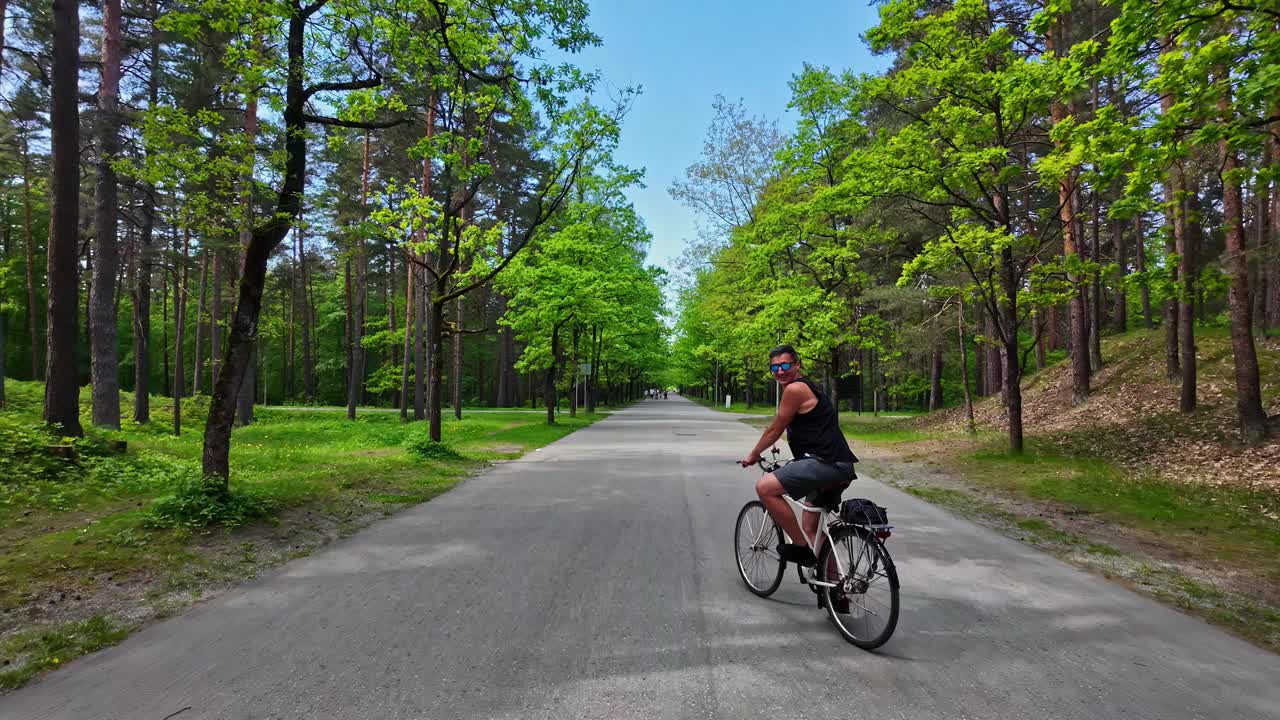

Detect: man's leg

[755,473,805,548]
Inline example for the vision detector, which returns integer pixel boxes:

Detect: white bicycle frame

[782,495,844,589]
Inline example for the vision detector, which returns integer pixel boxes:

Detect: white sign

[578,363,592,376]
[725,394,731,409]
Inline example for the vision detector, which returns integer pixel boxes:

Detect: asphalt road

[3,396,1276,720]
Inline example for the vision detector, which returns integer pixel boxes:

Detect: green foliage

[404,435,463,460]
[144,475,277,530]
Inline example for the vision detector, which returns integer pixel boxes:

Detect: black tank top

[786,378,857,464]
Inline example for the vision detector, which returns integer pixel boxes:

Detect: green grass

[0,379,607,690]
[958,444,1280,579]
[839,415,939,444]
[0,616,131,691]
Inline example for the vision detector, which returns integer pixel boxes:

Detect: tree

[44,0,81,436]
[90,0,124,429]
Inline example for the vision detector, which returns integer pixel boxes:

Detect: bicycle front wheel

[734,500,785,597]
[817,526,900,650]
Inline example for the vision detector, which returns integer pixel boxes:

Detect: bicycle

[734,448,900,650]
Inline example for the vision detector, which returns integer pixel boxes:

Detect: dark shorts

[774,457,856,509]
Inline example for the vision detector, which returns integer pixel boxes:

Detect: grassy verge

[839,416,1280,652]
[0,380,608,691]
[686,394,776,416]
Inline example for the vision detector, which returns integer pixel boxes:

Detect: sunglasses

[769,362,795,373]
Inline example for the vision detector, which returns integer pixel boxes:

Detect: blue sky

[566,1,891,279]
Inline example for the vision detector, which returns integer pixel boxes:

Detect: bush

[144,475,277,529]
[404,433,463,460]
[0,416,77,482]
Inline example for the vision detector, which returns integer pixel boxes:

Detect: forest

[670,0,1278,454]
[1,0,668,483]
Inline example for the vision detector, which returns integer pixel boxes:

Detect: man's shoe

[778,543,817,567]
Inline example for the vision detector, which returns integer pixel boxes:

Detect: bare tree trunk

[1178,169,1199,412]
[161,241,170,397]
[929,348,943,410]
[400,257,414,421]
[1218,73,1268,443]
[211,247,222,391]
[22,139,41,380]
[569,327,579,417]
[452,298,463,419]
[1089,191,1104,371]
[414,265,426,420]
[1112,216,1128,332]
[1255,126,1272,336]
[173,228,190,435]
[236,90,260,427]
[1161,76,1182,380]
[89,0,123,429]
[347,130,371,420]
[133,3,160,423]
[1135,214,1152,328]
[44,0,82,435]
[1050,17,1089,404]
[958,297,975,433]
[134,191,154,422]
[544,323,560,425]
[193,249,207,396]
[429,298,445,437]
[986,311,1002,397]
[296,201,314,402]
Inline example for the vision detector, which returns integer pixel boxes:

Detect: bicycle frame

[784,496,845,588]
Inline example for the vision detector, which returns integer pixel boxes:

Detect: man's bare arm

[740,383,813,466]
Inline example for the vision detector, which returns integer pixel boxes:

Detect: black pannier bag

[841,498,888,526]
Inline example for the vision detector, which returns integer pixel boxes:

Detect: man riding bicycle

[739,344,857,568]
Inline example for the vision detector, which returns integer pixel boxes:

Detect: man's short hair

[769,344,799,363]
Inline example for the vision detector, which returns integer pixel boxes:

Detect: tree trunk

[958,297,975,433]
[452,298,463,419]
[347,130,371,420]
[986,310,1002,398]
[400,257,414,421]
[161,241,169,397]
[929,348,943,410]
[133,184,154,422]
[1089,191,1104,371]
[413,105,433,420]
[428,298,445,439]
[545,324,560,426]
[133,4,159,422]
[236,90,260,427]
[44,0,82,435]
[297,201,315,402]
[1161,74,1182,380]
[90,0,123,429]
[211,248,222,391]
[173,228,190,435]
[1179,170,1198,412]
[1135,214,1152,328]
[193,249,208,396]
[22,139,41,380]
[1252,131,1270,335]
[1218,73,1268,443]
[1112,216,1127,332]
[1050,16,1089,404]
[414,268,427,420]
[202,2,308,482]
[569,327,579,417]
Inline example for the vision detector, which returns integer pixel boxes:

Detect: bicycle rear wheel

[817,526,899,649]
[734,501,785,597]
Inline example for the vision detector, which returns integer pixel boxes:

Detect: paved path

[3,396,1276,719]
